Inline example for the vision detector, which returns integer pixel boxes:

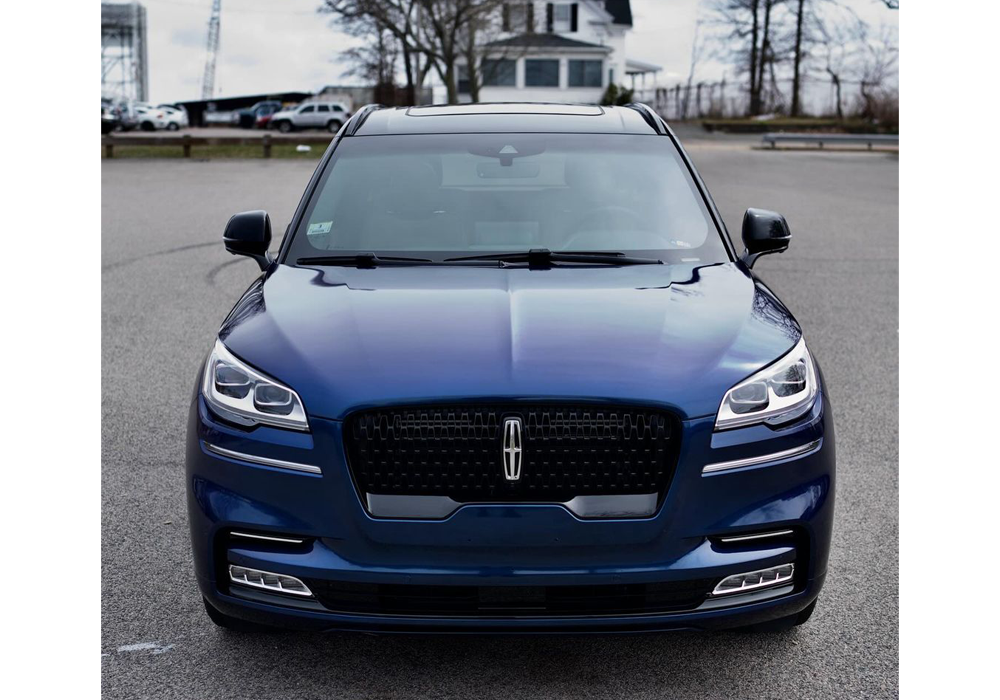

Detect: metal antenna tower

[201,0,222,99]
[102,2,149,102]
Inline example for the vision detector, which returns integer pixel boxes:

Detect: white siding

[455,2,636,103]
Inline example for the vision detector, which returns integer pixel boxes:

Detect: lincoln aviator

[187,103,835,633]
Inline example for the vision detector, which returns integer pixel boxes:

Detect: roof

[352,103,663,136]
[485,33,611,52]
[604,0,633,26]
[626,58,662,74]
[175,91,311,110]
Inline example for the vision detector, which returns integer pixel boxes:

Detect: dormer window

[511,5,526,29]
[545,3,578,33]
[553,4,572,32]
[503,3,535,33]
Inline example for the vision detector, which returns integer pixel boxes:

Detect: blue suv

[187,103,835,633]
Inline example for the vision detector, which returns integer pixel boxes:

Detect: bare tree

[681,18,707,119]
[415,0,522,103]
[755,0,776,111]
[339,22,399,89]
[322,0,423,104]
[457,0,523,103]
[814,13,852,118]
[854,22,898,122]
[789,0,807,115]
[748,0,760,114]
[709,0,782,116]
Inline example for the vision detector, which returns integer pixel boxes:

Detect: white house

[458,1,660,104]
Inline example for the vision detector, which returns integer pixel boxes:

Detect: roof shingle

[604,1,633,26]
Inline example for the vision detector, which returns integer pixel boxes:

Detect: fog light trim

[711,563,794,597]
[228,565,313,597]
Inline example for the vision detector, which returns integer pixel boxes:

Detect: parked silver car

[269,101,350,133]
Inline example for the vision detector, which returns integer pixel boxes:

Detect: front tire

[203,598,275,633]
[738,599,817,633]
[166,122,179,131]
[141,121,155,132]
[276,120,293,134]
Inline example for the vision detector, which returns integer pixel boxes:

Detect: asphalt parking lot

[101,129,898,699]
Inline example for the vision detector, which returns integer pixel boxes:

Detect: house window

[568,60,603,87]
[525,59,560,87]
[458,64,470,94]
[482,59,516,87]
[509,4,527,31]
[553,4,572,32]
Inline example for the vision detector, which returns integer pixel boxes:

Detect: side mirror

[224,210,273,270]
[740,208,791,268]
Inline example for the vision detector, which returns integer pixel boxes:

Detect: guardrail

[101,133,334,158]
[761,133,899,149]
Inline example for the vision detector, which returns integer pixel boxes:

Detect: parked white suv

[269,102,350,133]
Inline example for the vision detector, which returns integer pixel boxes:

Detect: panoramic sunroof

[406,104,605,117]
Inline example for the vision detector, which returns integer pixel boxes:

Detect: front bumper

[186,391,834,633]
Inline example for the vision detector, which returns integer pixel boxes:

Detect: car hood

[218,262,801,421]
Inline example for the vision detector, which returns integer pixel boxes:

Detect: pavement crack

[115,641,175,655]
[102,241,218,273]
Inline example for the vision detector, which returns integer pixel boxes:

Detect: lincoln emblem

[502,417,523,481]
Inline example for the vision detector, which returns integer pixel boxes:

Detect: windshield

[284,133,729,264]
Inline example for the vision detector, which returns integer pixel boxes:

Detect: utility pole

[201,0,221,100]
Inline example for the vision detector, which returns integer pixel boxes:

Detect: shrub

[600,84,635,106]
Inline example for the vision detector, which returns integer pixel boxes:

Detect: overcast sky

[112,0,898,104]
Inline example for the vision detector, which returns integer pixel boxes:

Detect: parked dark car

[101,102,119,134]
[188,103,835,634]
[237,100,282,129]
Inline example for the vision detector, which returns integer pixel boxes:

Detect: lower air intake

[302,578,716,617]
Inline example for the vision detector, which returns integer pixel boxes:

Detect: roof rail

[346,103,385,136]
[624,103,667,135]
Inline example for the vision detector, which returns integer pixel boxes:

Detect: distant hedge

[701,118,898,135]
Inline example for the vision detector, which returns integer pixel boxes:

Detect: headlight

[201,339,309,431]
[715,337,818,431]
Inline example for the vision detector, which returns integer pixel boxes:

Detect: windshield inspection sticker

[308,221,333,235]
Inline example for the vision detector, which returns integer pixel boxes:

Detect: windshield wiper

[296,253,435,268]
[444,249,662,267]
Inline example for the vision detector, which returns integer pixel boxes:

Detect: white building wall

[501,2,617,45]
[476,53,609,104]
[456,2,635,103]
[604,25,628,86]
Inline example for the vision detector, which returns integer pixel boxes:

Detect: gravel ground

[101,129,898,699]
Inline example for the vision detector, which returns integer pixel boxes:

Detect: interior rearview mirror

[741,208,791,268]
[224,210,273,270]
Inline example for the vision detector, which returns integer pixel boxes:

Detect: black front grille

[344,404,679,503]
[305,579,713,617]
